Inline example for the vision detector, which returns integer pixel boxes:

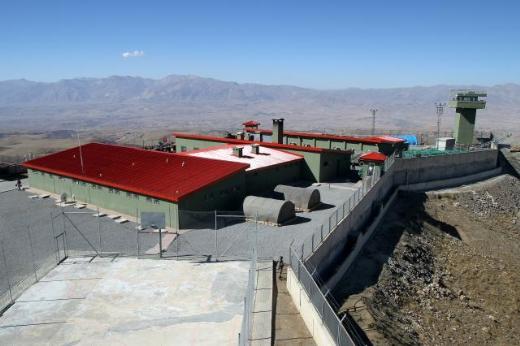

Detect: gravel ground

[333,174,520,346]
[165,181,359,260]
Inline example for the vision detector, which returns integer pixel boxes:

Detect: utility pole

[435,102,446,149]
[369,108,378,135]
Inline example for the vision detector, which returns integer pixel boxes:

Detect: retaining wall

[306,150,500,282]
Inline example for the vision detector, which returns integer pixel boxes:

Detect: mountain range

[0,75,518,134]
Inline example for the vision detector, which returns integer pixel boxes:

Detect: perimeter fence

[0,207,65,313]
[293,165,383,261]
[287,153,397,346]
[163,210,253,260]
[289,247,362,345]
[238,247,257,346]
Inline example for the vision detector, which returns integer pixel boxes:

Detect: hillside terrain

[0,76,519,136]
[334,175,520,346]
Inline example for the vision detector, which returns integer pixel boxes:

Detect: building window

[134,194,139,199]
[153,199,160,204]
[146,197,153,203]
[194,147,199,150]
[126,192,132,197]
[180,146,187,152]
[323,161,329,167]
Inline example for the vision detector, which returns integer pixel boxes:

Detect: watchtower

[448,90,487,146]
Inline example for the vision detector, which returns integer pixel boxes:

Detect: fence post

[254,212,258,255]
[97,207,102,255]
[0,241,13,304]
[158,228,163,258]
[214,210,218,261]
[26,225,38,281]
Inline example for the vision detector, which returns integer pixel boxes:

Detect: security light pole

[369,109,378,135]
[435,103,446,149]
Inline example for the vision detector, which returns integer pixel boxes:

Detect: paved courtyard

[167,180,361,260]
[0,257,249,345]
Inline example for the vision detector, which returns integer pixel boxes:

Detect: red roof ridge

[23,142,249,202]
[173,132,353,154]
[359,151,387,163]
[243,128,405,145]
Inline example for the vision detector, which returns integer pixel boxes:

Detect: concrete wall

[305,150,500,282]
[286,268,336,346]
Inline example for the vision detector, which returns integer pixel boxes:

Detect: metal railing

[401,146,492,159]
[294,162,385,262]
[238,247,257,346]
[289,247,358,346]
[286,154,397,345]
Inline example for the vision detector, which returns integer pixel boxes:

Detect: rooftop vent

[232,146,244,157]
[251,144,260,154]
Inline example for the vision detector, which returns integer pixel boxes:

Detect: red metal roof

[173,132,352,155]
[359,151,387,163]
[23,143,248,202]
[244,128,405,145]
[242,120,260,127]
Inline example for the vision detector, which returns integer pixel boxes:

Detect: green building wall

[27,168,246,230]
[245,162,301,194]
[175,137,352,183]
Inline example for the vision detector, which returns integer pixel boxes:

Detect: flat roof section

[23,143,249,202]
[179,144,303,172]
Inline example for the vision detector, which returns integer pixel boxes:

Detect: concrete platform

[0,257,249,345]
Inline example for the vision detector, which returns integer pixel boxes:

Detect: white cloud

[122,50,145,59]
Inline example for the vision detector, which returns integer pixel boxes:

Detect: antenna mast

[435,102,446,149]
[369,108,378,135]
[76,130,85,175]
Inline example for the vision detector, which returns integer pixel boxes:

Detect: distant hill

[0,75,518,134]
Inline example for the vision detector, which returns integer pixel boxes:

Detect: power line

[76,130,85,175]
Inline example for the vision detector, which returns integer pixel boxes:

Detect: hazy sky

[2,0,519,88]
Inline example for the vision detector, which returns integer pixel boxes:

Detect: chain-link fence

[163,210,253,260]
[288,247,360,346]
[57,209,160,258]
[0,206,65,313]
[293,164,384,261]
[238,247,257,346]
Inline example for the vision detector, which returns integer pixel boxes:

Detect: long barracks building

[173,132,353,182]
[241,120,406,156]
[23,143,248,229]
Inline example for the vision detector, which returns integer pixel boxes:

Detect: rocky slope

[334,175,520,345]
